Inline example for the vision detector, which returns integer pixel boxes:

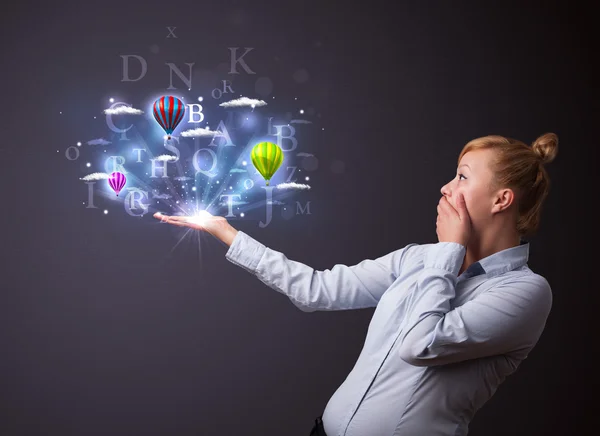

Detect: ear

[492,188,515,214]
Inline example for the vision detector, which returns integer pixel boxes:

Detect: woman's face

[440,149,499,231]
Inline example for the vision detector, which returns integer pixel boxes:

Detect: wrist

[217,223,238,246]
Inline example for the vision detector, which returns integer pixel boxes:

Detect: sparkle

[176,201,179,204]
[198,96,203,102]
[185,210,213,226]
[295,97,297,100]
[242,161,247,166]
[322,127,325,130]
[217,181,220,184]
[56,150,59,152]
[104,210,108,214]
[59,111,62,114]
[299,109,304,114]
[192,187,196,191]
[94,116,97,119]
[77,142,82,146]
[305,176,310,181]
[240,213,245,217]
[86,163,91,167]
[109,98,114,103]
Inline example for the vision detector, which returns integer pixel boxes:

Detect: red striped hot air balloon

[108,171,126,196]
[153,95,186,139]
[251,141,283,186]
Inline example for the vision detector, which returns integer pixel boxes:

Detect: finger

[438,198,451,215]
[154,213,188,223]
[166,216,190,221]
[440,197,458,217]
[163,218,191,227]
[456,193,468,218]
[154,212,172,223]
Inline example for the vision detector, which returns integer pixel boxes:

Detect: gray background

[2,1,596,435]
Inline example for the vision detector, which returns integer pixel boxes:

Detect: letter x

[166,26,177,38]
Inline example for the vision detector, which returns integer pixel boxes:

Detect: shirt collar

[460,237,530,280]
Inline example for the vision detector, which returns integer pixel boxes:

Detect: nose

[440,182,451,197]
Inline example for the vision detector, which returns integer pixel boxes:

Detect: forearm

[224,231,411,312]
[398,242,465,365]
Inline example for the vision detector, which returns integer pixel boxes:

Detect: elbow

[398,341,430,367]
[291,300,318,313]
[298,305,318,313]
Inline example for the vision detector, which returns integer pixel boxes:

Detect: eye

[457,173,467,181]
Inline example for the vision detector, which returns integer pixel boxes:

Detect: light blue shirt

[225,231,552,436]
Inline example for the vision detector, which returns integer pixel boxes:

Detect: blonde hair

[458,133,558,237]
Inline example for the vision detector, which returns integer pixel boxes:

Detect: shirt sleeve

[397,242,553,366]
[225,230,417,312]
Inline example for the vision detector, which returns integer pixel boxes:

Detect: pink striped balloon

[108,172,126,196]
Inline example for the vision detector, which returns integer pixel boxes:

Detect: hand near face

[436,193,472,247]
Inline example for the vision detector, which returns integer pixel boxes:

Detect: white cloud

[290,119,312,124]
[152,193,172,199]
[276,182,311,190]
[103,106,144,115]
[229,168,247,173]
[155,154,177,162]
[219,97,267,108]
[87,138,111,146]
[181,127,222,137]
[80,172,110,181]
[174,176,193,181]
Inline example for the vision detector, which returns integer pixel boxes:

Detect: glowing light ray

[168,227,194,255]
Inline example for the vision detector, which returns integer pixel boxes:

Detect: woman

[154,133,558,436]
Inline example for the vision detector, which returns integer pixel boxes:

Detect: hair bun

[532,133,558,165]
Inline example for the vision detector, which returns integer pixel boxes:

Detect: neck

[459,221,521,276]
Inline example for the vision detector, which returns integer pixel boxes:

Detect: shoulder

[507,269,552,298]
[493,270,553,316]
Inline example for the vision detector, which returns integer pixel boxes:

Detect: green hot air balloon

[251,141,283,186]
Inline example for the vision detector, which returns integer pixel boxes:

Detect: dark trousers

[309,415,327,436]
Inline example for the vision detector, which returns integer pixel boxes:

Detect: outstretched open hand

[153,211,228,238]
[436,193,472,247]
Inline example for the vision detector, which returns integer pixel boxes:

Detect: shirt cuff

[225,230,267,274]
[423,242,466,276]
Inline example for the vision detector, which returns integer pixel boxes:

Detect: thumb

[457,193,467,216]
